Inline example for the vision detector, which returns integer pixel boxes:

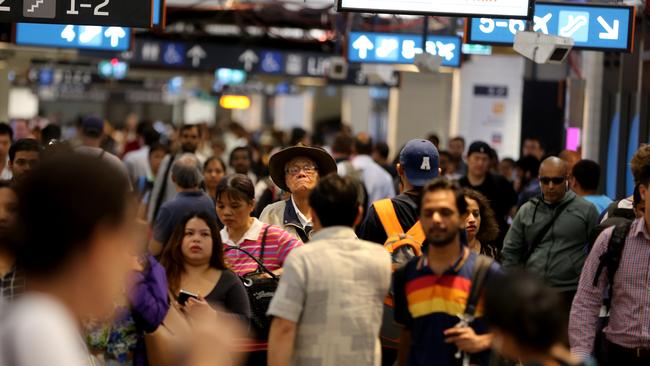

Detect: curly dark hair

[463,188,499,243]
[631,144,650,186]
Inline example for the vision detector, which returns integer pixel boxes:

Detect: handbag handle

[225,244,278,280]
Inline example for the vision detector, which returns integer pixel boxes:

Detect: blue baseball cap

[399,139,440,187]
[81,116,104,137]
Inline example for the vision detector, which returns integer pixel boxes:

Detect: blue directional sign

[15,23,131,51]
[259,51,284,74]
[467,2,635,52]
[161,43,186,66]
[348,32,462,68]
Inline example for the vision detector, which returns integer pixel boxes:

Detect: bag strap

[152,155,175,222]
[405,221,425,244]
[225,245,278,280]
[521,201,569,264]
[593,222,632,308]
[374,199,404,237]
[258,225,271,269]
[464,255,494,317]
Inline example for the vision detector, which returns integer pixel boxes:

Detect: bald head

[559,150,581,176]
[539,157,568,204]
[540,157,567,176]
[171,153,202,189]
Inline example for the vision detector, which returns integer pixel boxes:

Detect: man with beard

[393,179,500,366]
[147,124,203,223]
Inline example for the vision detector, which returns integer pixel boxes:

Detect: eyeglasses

[286,165,318,176]
[540,176,565,185]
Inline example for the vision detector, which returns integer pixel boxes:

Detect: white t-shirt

[0,293,90,366]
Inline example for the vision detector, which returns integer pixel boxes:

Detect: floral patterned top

[85,305,139,366]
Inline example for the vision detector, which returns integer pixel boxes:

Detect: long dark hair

[160,211,226,296]
[463,188,499,243]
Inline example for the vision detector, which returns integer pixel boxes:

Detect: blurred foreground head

[484,270,567,362]
[14,152,135,318]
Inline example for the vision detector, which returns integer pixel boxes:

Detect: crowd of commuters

[0,114,646,366]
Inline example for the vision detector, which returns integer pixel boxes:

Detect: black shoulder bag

[225,225,279,339]
[520,202,568,265]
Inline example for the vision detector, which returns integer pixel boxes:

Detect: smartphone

[177,290,199,306]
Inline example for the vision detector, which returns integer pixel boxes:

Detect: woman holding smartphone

[160,211,251,320]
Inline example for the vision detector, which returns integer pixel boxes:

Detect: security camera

[414,53,443,73]
[327,57,348,80]
[513,31,574,64]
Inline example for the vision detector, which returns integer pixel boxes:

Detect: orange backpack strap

[374,199,404,237]
[406,221,425,245]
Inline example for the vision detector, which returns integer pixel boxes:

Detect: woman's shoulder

[261,223,301,243]
[220,269,240,281]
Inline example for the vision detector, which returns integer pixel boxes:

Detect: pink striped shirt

[222,218,303,276]
[570,218,650,357]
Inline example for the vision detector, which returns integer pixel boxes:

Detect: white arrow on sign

[239,50,259,71]
[104,27,126,48]
[352,35,373,59]
[187,45,206,67]
[61,25,76,42]
[597,16,619,40]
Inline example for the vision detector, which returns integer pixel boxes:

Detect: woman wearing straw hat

[259,145,337,243]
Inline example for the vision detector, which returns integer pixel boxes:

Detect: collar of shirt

[290,196,312,228]
[417,246,470,274]
[177,190,204,198]
[311,226,357,241]
[220,217,264,247]
[631,217,650,241]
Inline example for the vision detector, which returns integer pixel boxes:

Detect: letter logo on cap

[421,156,431,171]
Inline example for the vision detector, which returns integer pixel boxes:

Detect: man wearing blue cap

[358,139,440,245]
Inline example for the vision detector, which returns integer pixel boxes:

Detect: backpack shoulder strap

[405,221,425,244]
[593,221,632,288]
[464,255,494,317]
[374,199,404,237]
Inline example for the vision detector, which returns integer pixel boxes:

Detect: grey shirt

[267,226,391,366]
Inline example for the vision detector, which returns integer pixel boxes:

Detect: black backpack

[589,200,635,251]
[592,222,633,308]
[591,221,632,364]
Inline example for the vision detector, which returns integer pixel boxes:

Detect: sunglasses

[540,177,565,185]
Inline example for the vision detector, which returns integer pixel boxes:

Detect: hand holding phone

[177,290,199,306]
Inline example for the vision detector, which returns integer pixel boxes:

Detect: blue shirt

[393,249,501,366]
[584,194,613,215]
[153,191,218,245]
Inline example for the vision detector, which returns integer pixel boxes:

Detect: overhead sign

[467,2,635,52]
[105,38,398,87]
[16,23,131,51]
[0,0,152,27]
[125,39,336,77]
[338,0,533,19]
[348,32,462,68]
